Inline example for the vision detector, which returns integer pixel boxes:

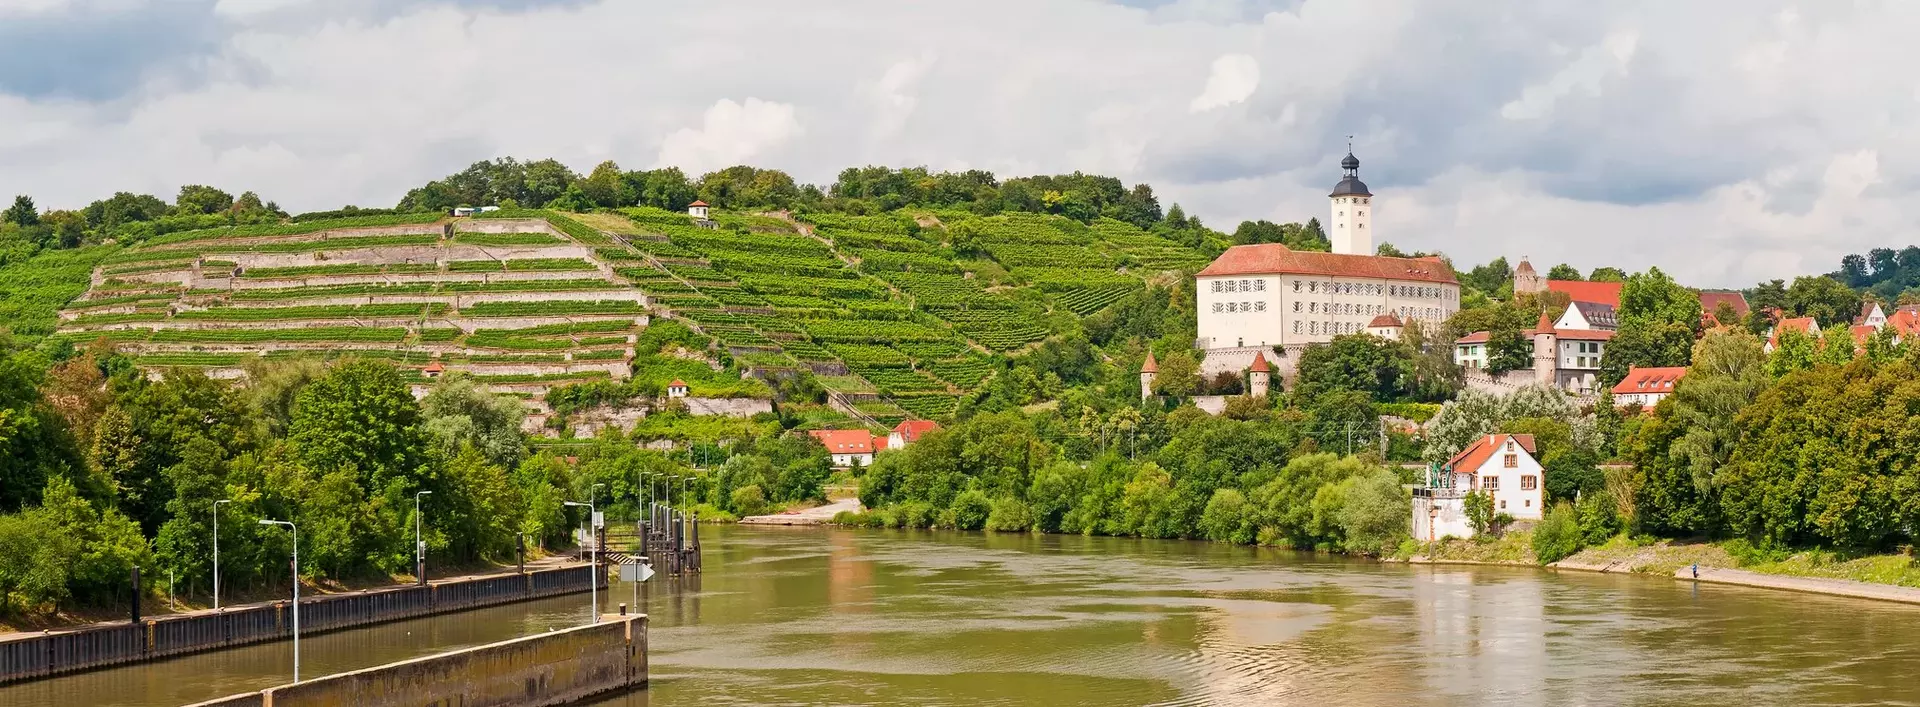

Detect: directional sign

[620,561,655,583]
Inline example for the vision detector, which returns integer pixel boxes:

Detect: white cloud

[1501,31,1638,121]
[213,0,312,18]
[654,98,803,176]
[862,54,935,142]
[1189,53,1260,112]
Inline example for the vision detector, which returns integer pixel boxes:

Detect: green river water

[5,524,1920,706]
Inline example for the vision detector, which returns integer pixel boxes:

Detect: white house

[1194,152,1460,378]
[810,429,877,468]
[1612,366,1686,408]
[666,378,689,399]
[1365,313,1403,340]
[1554,301,1617,331]
[887,419,940,450]
[1412,433,1545,541]
[687,200,711,220]
[1454,310,1612,395]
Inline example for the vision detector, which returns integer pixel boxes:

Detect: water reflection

[7,526,1920,707]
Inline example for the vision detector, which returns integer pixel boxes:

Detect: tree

[1546,264,1582,281]
[289,361,425,487]
[1601,268,1702,386]
[1587,267,1627,282]
[577,160,633,208]
[3,196,37,227]
[1335,470,1409,554]
[174,185,234,215]
[1463,490,1495,536]
[1785,275,1860,327]
[1152,350,1202,398]
[1765,328,1816,377]
[421,375,527,469]
[1532,502,1582,563]
[1294,334,1416,402]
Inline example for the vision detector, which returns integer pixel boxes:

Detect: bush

[945,490,992,531]
[1575,490,1622,545]
[729,484,768,517]
[1336,471,1410,555]
[1199,488,1255,544]
[984,497,1034,532]
[1532,502,1582,564]
[897,500,938,529]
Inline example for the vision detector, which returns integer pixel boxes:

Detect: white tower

[1329,150,1373,255]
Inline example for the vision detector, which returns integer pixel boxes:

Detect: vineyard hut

[667,379,690,399]
[688,200,711,220]
[422,360,445,379]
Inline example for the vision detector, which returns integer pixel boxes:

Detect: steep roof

[1851,324,1878,345]
[1888,309,1920,337]
[1611,366,1687,396]
[1196,243,1457,284]
[1367,313,1403,328]
[1699,291,1750,321]
[1567,301,1619,330]
[1768,317,1820,348]
[423,361,444,373]
[668,378,688,388]
[808,429,875,454]
[892,419,940,443]
[1548,280,1623,308]
[1249,351,1270,373]
[1456,326,1615,345]
[1445,434,1537,473]
[688,200,709,207]
[1140,351,1158,374]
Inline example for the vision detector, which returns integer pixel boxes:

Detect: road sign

[592,511,605,529]
[619,561,655,583]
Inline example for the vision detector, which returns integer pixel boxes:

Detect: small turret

[1248,351,1271,398]
[1533,312,1557,387]
[1140,352,1159,402]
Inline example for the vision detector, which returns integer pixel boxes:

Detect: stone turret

[1533,311,1557,387]
[1140,352,1158,402]
[1248,351,1271,398]
[1514,256,1545,295]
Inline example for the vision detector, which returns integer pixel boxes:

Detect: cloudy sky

[2,0,1914,287]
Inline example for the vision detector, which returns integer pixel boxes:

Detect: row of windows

[1478,474,1540,491]
[1571,341,1601,353]
[1295,320,1388,336]
[1210,279,1267,293]
[1210,301,1267,314]
[1302,301,1393,315]
[1292,280,1452,300]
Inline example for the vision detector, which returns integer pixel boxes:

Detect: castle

[1193,151,1461,380]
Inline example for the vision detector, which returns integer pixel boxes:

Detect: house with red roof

[887,420,940,450]
[1454,306,1613,394]
[1764,317,1821,353]
[422,360,445,379]
[1699,291,1751,327]
[1366,312,1404,339]
[1612,366,1687,408]
[666,378,689,399]
[1548,280,1623,308]
[809,429,878,468]
[687,200,710,220]
[1413,433,1545,540]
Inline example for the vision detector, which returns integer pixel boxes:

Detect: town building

[1612,366,1686,408]
[1856,302,1889,329]
[1412,433,1545,541]
[666,379,689,399]
[422,360,445,379]
[1555,301,1617,331]
[1453,309,1612,394]
[1194,152,1460,378]
[1366,313,1404,339]
[1699,291,1751,326]
[808,429,877,468]
[887,420,940,449]
[1764,317,1821,353]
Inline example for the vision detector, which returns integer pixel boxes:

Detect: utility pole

[213,499,230,609]
[415,490,432,585]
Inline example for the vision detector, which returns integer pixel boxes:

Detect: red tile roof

[1455,327,1615,344]
[1851,324,1878,345]
[1140,351,1158,373]
[1548,280,1623,308]
[1446,434,1537,473]
[1768,317,1819,348]
[1889,310,1920,337]
[1196,243,1457,284]
[892,419,939,444]
[1698,291,1750,320]
[1456,331,1491,344]
[808,429,875,454]
[1368,313,1403,328]
[668,379,688,388]
[1611,366,1687,396]
[423,361,444,373]
[1249,351,1270,373]
[689,200,708,207]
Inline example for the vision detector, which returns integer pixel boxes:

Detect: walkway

[1677,566,1920,606]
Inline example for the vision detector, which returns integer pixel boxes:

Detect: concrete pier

[184,613,646,707]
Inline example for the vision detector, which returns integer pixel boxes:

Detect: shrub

[896,500,938,529]
[729,484,768,517]
[945,490,992,531]
[984,497,1034,532]
[1464,490,1495,537]
[1199,488,1255,544]
[1336,470,1410,555]
[1532,502,1582,564]
[1575,490,1622,545]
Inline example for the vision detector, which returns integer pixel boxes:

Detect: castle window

[1358,223,1364,228]
[1293,302,1300,312]
[1309,321,1317,335]
[1294,321,1301,334]
[1253,279,1265,292]
[1211,281,1221,293]
[1309,302,1317,313]
[1255,301,1267,312]
[1308,282,1317,293]
[1225,280,1237,293]
[1211,303,1223,313]
[1292,280,1301,292]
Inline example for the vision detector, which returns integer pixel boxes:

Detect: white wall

[1468,441,1545,521]
[1329,195,1373,256]
[1198,273,1459,350]
[1413,495,1475,542]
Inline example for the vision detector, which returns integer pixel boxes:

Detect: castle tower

[1329,150,1373,255]
[1533,311,1557,388]
[1140,352,1158,402]
[1248,351,1271,398]
[1513,256,1544,295]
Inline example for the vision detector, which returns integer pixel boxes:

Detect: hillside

[46,205,1216,432]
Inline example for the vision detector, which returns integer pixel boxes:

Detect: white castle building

[1196,152,1461,378]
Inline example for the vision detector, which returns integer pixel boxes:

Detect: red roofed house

[1454,307,1613,394]
[666,379,690,399]
[422,360,445,379]
[1366,312,1404,339]
[1699,291,1751,327]
[1612,366,1687,408]
[1193,152,1460,380]
[809,429,878,468]
[1886,309,1920,342]
[887,420,940,450]
[1764,317,1821,353]
[1413,433,1545,540]
[687,200,710,220]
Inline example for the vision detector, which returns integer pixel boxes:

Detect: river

[5,525,1919,706]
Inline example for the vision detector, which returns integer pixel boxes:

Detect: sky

[2,0,1915,288]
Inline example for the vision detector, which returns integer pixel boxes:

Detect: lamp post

[258,519,299,682]
[213,499,230,610]
[563,500,597,623]
[414,490,432,584]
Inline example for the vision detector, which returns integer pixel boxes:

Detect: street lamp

[414,490,432,584]
[258,519,299,682]
[213,499,230,610]
[563,500,597,624]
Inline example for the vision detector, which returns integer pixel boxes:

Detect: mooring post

[130,566,141,624]
[517,534,526,574]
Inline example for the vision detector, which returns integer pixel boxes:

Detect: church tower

[1329,150,1373,255]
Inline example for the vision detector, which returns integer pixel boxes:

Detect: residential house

[1554,301,1617,331]
[887,420,940,450]
[1764,317,1821,353]
[1612,366,1686,408]
[1454,309,1612,394]
[1412,434,1545,541]
[809,429,878,468]
[666,379,690,399]
[1366,312,1404,339]
[1699,291,1751,327]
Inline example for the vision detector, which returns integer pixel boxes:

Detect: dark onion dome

[1330,151,1370,196]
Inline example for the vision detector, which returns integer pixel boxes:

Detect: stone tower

[1533,311,1557,388]
[1513,257,1545,295]
[1329,150,1373,255]
[1248,351,1271,398]
[1140,351,1158,402]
